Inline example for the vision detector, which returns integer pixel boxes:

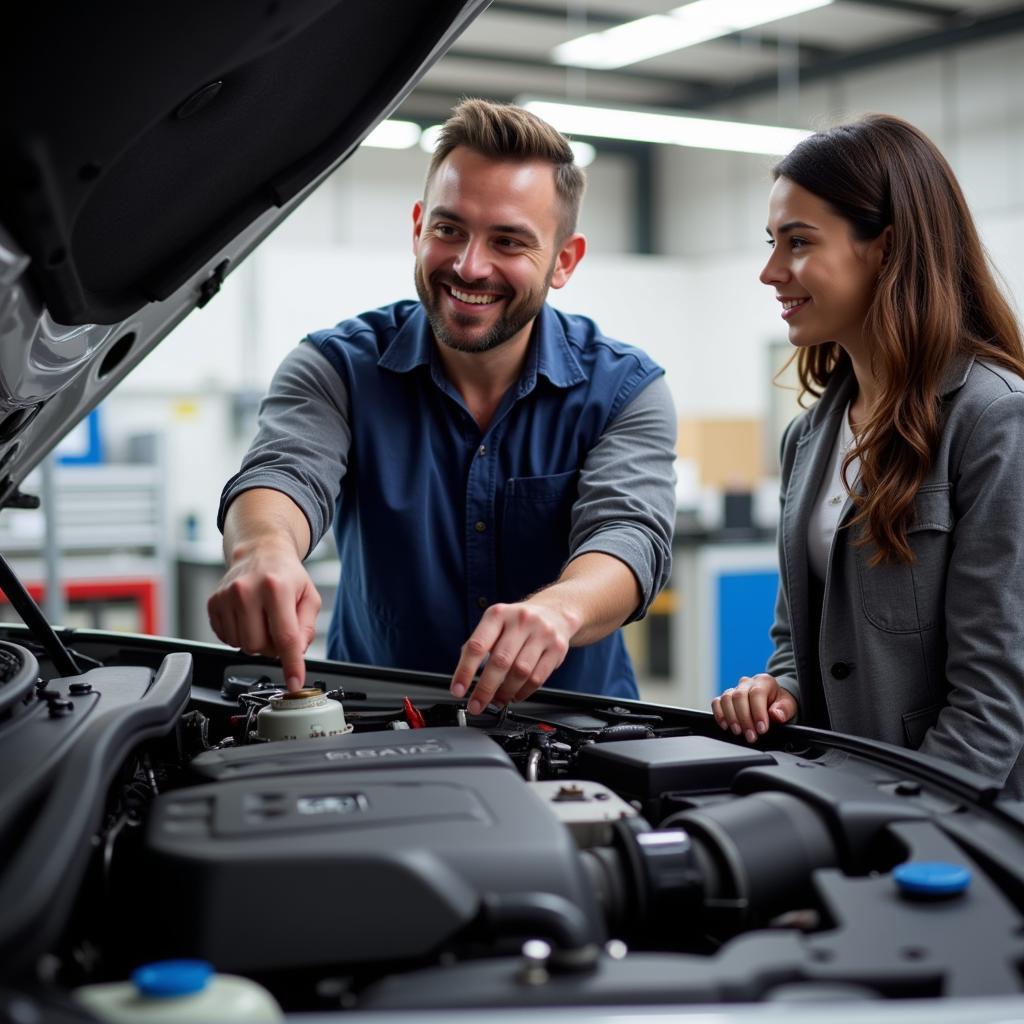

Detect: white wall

[110,31,1024,540]
[654,35,1024,417]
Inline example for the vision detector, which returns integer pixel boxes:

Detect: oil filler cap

[893,861,971,898]
[132,959,213,997]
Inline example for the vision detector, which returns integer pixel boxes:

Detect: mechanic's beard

[415,263,554,354]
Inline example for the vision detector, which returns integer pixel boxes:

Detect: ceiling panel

[629,38,801,79]
[416,55,687,108]
[453,11,587,53]
[776,4,946,49]
[397,0,1024,120]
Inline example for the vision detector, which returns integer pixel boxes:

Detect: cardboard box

[677,417,763,490]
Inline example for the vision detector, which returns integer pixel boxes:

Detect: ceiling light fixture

[361,119,422,149]
[569,140,597,167]
[523,99,809,156]
[419,124,445,154]
[552,0,833,70]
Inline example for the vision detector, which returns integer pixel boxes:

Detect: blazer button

[830,661,852,679]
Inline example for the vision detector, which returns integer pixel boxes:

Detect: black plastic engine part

[0,654,193,972]
[663,791,838,923]
[189,725,515,782]
[595,723,654,742]
[220,673,272,701]
[0,641,38,717]
[576,735,776,798]
[582,791,838,938]
[135,762,603,971]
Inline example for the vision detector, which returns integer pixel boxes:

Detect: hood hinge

[197,259,230,309]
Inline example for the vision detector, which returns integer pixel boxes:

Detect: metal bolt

[48,699,74,718]
[519,939,551,986]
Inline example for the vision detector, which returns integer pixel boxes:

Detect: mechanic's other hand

[711,673,797,743]
[450,601,580,714]
[207,541,321,692]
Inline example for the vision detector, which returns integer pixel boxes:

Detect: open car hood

[0,0,489,508]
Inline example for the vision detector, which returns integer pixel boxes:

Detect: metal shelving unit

[0,453,175,636]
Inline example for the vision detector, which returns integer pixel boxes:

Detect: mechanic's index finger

[264,585,308,692]
[277,636,307,692]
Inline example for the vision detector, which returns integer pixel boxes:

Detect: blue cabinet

[716,569,779,695]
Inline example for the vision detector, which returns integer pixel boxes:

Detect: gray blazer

[766,355,1024,799]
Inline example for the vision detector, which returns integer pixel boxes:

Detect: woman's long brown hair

[774,114,1024,564]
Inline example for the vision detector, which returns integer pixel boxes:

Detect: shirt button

[478,445,486,456]
[474,521,487,533]
[477,596,488,609]
[830,661,852,679]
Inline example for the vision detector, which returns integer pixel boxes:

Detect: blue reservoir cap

[132,959,213,998]
[893,861,971,897]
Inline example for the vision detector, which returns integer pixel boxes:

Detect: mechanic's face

[761,176,889,356]
[413,147,584,354]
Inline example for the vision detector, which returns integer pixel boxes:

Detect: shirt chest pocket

[500,470,579,602]
[855,484,953,633]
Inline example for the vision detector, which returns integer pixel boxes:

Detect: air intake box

[576,735,775,799]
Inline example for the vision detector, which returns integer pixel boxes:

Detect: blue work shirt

[307,300,664,699]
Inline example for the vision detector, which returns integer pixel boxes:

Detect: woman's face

[760,176,889,354]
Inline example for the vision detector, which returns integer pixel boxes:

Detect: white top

[807,402,860,581]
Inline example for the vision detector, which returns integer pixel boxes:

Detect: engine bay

[3,632,1024,1018]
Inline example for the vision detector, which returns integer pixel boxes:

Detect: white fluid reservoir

[73,959,283,1022]
[256,687,353,742]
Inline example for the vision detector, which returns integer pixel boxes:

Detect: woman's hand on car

[711,673,798,743]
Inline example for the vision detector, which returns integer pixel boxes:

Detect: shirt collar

[377,304,434,374]
[530,304,587,390]
[377,302,587,392]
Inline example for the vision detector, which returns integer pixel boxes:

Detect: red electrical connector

[402,697,426,729]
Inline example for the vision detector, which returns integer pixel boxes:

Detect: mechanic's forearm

[533,551,641,647]
[222,488,311,566]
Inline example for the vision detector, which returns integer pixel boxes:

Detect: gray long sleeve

[218,341,349,555]
[567,374,677,619]
[219,341,677,612]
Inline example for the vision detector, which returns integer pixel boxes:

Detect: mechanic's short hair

[426,98,586,240]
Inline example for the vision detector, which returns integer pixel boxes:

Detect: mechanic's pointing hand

[451,599,581,714]
[711,673,798,743]
[207,539,321,693]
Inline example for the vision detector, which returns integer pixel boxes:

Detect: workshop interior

[3,2,1024,1022]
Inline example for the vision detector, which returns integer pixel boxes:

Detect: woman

[711,114,1024,799]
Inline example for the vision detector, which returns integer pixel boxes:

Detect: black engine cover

[140,730,601,971]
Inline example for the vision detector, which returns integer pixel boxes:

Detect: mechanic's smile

[446,284,504,306]
[439,279,510,313]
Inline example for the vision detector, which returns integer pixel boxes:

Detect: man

[209,99,676,714]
